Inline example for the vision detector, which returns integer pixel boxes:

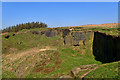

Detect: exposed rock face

[93,32,120,63]
[39,30,46,35]
[64,35,73,46]
[45,29,58,37]
[30,31,40,34]
[30,28,120,63]
[62,29,70,38]
[72,31,93,46]
[64,31,94,46]
[30,29,62,37]
[30,29,94,46]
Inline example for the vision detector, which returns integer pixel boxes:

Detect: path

[0,32,8,35]
[80,64,106,79]
[3,47,56,66]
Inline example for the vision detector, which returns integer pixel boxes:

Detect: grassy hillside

[2,23,120,79]
[84,61,119,78]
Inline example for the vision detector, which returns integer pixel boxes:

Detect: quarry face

[31,28,120,63]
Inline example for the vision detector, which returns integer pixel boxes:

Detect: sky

[1,0,120,2]
[2,2,118,29]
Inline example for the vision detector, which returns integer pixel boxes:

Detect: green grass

[85,61,119,78]
[25,43,101,78]
[89,27,119,36]
[2,32,63,54]
[74,27,119,36]
[2,70,17,78]
[2,27,120,78]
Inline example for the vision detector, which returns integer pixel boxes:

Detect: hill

[1,23,120,79]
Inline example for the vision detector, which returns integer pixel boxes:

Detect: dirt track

[3,47,56,66]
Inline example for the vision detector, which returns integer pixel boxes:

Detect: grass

[2,32,63,54]
[85,61,119,78]
[2,70,17,78]
[2,26,120,79]
[24,43,101,78]
[74,27,119,36]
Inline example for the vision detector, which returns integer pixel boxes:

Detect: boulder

[71,64,97,78]
[71,67,81,78]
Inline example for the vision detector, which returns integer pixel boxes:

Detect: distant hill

[67,23,119,28]
[79,23,119,28]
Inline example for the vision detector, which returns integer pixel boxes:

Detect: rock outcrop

[45,29,60,37]
[30,29,62,37]
[30,28,120,63]
[93,31,120,63]
[63,31,94,46]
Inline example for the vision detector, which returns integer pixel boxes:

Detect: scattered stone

[71,67,81,78]
[71,64,97,78]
